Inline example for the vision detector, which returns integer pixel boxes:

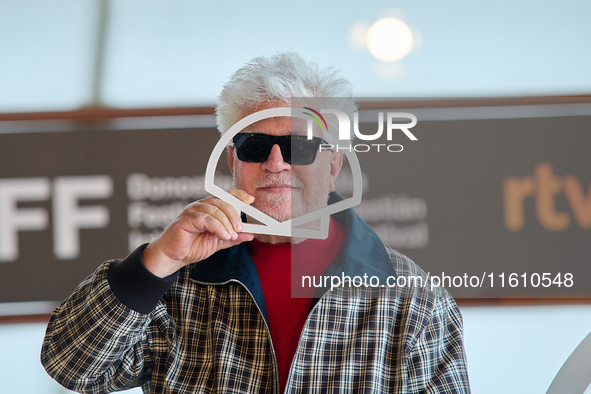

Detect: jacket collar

[189,192,396,315]
[189,241,269,321]
[325,192,397,282]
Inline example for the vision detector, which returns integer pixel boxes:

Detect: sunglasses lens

[290,136,319,165]
[235,134,272,163]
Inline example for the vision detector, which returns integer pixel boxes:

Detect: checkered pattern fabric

[42,246,470,393]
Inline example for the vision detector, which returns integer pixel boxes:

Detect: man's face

[228,108,342,223]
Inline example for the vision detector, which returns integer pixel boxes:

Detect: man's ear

[329,151,343,192]
[227,145,235,175]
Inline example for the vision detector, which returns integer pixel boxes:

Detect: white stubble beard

[233,171,330,223]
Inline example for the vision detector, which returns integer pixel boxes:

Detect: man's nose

[261,144,290,172]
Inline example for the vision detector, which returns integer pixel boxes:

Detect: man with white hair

[42,53,470,393]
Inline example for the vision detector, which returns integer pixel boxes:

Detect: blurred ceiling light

[366,17,413,62]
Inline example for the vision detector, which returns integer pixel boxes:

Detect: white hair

[216,52,357,135]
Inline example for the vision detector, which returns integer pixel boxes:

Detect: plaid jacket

[42,202,470,393]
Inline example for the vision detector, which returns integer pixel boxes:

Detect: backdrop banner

[0,100,589,312]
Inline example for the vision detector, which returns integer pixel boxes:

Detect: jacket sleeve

[405,293,471,394]
[40,245,179,394]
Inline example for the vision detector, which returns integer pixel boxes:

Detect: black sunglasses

[232,133,330,165]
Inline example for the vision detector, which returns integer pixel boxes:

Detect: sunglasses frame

[232,132,330,165]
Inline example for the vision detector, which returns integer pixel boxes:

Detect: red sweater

[248,218,346,391]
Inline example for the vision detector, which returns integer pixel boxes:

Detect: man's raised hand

[142,190,255,278]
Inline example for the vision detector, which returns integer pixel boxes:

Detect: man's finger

[201,198,244,234]
[185,203,238,240]
[198,212,237,241]
[217,232,255,250]
[228,189,255,204]
[212,189,255,232]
